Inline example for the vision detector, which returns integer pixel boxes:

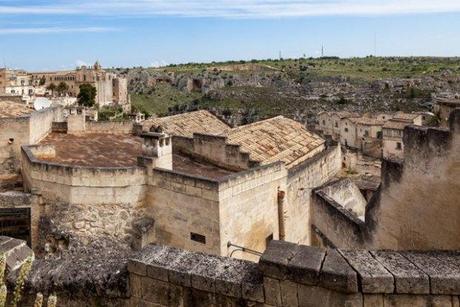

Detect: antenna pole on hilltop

[279,50,282,60]
[321,45,324,58]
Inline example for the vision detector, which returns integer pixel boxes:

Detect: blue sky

[1,0,460,71]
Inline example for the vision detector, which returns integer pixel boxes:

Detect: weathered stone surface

[363,294,384,307]
[453,296,460,307]
[298,284,363,307]
[189,288,217,307]
[241,263,264,303]
[288,245,325,285]
[263,277,282,306]
[214,258,248,298]
[130,273,143,298]
[167,250,203,287]
[259,240,299,280]
[0,236,33,271]
[383,294,454,307]
[191,254,222,292]
[319,249,358,293]
[146,245,185,282]
[371,251,429,294]
[339,250,394,293]
[141,276,170,305]
[402,252,460,295]
[280,280,298,306]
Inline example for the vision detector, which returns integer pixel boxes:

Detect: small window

[364,130,369,137]
[8,138,14,144]
[191,232,206,244]
[335,122,338,128]
[266,234,273,247]
[344,128,349,132]
[322,120,325,125]
[396,142,402,150]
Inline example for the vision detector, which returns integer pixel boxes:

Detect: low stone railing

[128,241,460,307]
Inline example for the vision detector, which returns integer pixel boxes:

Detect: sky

[0,0,460,71]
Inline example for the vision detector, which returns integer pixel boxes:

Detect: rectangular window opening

[191,232,206,244]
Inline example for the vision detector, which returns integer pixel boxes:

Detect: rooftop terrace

[37,132,235,178]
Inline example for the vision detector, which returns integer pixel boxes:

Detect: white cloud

[0,27,116,35]
[1,1,460,18]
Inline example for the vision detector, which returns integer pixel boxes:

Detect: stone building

[311,108,460,251]
[434,94,460,127]
[0,69,35,102]
[382,112,423,160]
[0,109,341,262]
[0,62,129,109]
[317,111,358,141]
[30,61,129,108]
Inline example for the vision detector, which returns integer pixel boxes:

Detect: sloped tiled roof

[225,116,325,168]
[383,120,411,130]
[349,117,384,126]
[0,101,33,118]
[392,112,421,122]
[142,110,231,138]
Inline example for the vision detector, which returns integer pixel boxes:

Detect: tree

[56,82,69,96]
[77,84,97,107]
[46,83,56,96]
[39,76,46,86]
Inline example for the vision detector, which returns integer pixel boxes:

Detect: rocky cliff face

[112,59,460,127]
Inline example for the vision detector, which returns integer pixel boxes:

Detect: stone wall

[174,134,257,171]
[368,116,460,250]
[21,145,148,246]
[0,117,29,175]
[85,121,134,134]
[285,145,342,245]
[310,109,460,251]
[127,241,460,307]
[218,162,287,261]
[147,169,221,255]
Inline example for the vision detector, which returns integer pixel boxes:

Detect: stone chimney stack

[137,132,172,170]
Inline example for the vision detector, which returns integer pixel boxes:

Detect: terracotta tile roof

[225,116,325,168]
[142,110,230,138]
[383,120,411,130]
[392,112,421,122]
[0,101,34,118]
[349,117,384,126]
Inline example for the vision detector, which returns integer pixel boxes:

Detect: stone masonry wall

[128,241,460,307]
[21,145,148,246]
[147,169,221,256]
[85,121,134,134]
[174,134,257,172]
[285,145,342,245]
[218,162,287,262]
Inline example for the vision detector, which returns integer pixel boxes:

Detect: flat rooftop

[0,101,34,118]
[39,133,143,167]
[38,133,235,179]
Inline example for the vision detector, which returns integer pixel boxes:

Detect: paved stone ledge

[128,242,460,306]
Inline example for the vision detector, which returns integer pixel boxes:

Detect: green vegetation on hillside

[131,83,201,116]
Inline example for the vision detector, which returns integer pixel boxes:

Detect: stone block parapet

[127,241,460,306]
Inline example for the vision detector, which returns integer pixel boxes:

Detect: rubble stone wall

[127,241,460,307]
[21,145,148,244]
[285,145,342,245]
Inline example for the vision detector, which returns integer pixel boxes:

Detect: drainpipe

[277,189,286,241]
